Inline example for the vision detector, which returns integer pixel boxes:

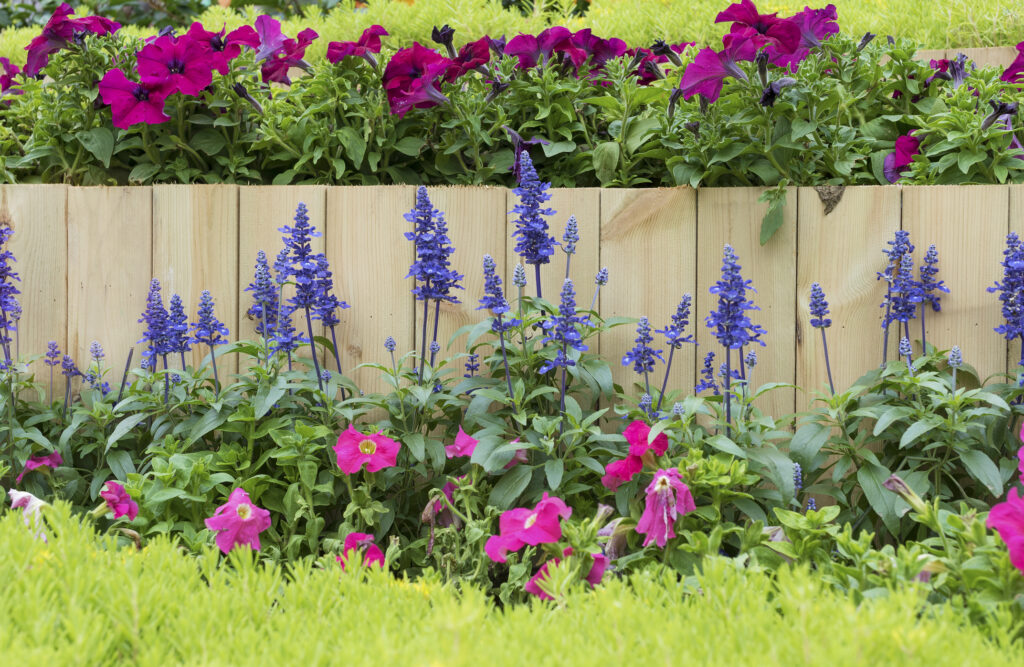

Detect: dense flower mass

[706,245,766,350]
[24,3,120,77]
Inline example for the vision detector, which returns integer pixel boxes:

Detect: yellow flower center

[524,513,538,529]
[655,476,671,492]
[236,503,252,520]
[358,439,377,455]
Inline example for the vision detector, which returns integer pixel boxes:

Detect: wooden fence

[2,184,1023,418]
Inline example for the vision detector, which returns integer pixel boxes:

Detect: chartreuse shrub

[1,504,1019,666]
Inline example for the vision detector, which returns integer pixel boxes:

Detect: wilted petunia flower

[100,481,138,520]
[484,493,571,562]
[636,469,696,548]
[9,489,48,538]
[15,452,62,484]
[204,487,272,554]
[333,425,401,474]
[337,532,385,570]
[327,25,388,67]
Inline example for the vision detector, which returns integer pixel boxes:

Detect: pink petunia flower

[623,420,670,457]
[1001,41,1024,85]
[443,37,491,82]
[23,3,120,77]
[484,493,572,562]
[768,4,838,69]
[382,43,451,117]
[570,29,628,71]
[988,487,1024,572]
[137,35,216,97]
[9,489,48,539]
[431,480,459,527]
[185,22,260,75]
[715,0,801,55]
[1,58,22,99]
[524,547,608,599]
[15,452,62,484]
[334,425,401,474]
[445,427,478,458]
[253,15,288,62]
[260,26,318,85]
[337,532,385,569]
[99,481,138,521]
[679,33,758,103]
[636,469,696,548]
[883,133,921,183]
[98,69,171,129]
[601,455,643,490]
[204,487,272,554]
[505,27,586,70]
[326,25,389,67]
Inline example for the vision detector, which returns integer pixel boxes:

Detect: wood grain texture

[961,46,1019,68]
[902,186,1008,381]
[695,187,797,419]
[600,188,697,401]
[67,187,152,386]
[153,185,239,377]
[796,186,901,402]
[237,186,326,371]
[326,186,415,395]
[0,185,67,397]
[421,186,507,364]
[1008,185,1024,375]
[505,187,601,315]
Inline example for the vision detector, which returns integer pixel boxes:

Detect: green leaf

[872,406,914,436]
[191,128,227,156]
[857,463,899,535]
[592,142,620,184]
[298,459,318,491]
[960,449,1003,497]
[899,419,938,449]
[705,434,746,458]
[76,128,114,168]
[254,382,287,419]
[790,119,817,141]
[544,459,564,490]
[393,136,426,156]
[760,203,784,245]
[128,162,162,184]
[789,423,829,465]
[542,140,576,157]
[106,450,136,481]
[106,413,148,454]
[488,465,532,509]
[337,127,366,168]
[405,432,426,462]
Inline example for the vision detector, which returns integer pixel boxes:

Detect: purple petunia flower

[570,29,628,72]
[679,34,757,103]
[136,34,216,97]
[768,4,838,70]
[444,37,491,83]
[23,3,120,77]
[716,0,801,54]
[254,16,318,84]
[326,25,388,68]
[184,22,259,75]
[382,43,450,117]
[1002,42,1024,85]
[97,69,171,129]
[883,134,921,183]
[505,27,584,70]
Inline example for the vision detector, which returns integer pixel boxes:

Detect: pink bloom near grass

[327,25,389,65]
[9,489,48,539]
[185,22,260,75]
[505,27,585,70]
[136,35,216,97]
[98,69,171,129]
[679,34,757,103]
[337,532,385,569]
[601,420,669,490]
[23,2,120,77]
[1001,42,1024,85]
[334,425,401,473]
[524,547,609,600]
[16,452,62,484]
[715,0,801,54]
[988,487,1024,572]
[100,481,138,520]
[445,427,478,458]
[601,456,643,490]
[768,4,838,69]
[485,493,572,562]
[636,469,696,548]
[204,487,272,554]
[883,133,921,183]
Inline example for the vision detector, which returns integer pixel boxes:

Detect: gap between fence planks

[4,184,1023,417]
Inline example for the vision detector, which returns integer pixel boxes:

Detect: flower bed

[0,2,1022,190]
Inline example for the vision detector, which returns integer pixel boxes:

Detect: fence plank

[237,186,326,371]
[915,49,947,63]
[695,187,797,420]
[153,185,239,378]
[796,186,901,402]
[1008,185,1024,375]
[67,187,152,387]
[326,186,415,396]
[1,185,67,399]
[962,46,1018,69]
[424,186,507,367]
[902,185,1008,381]
[506,188,601,315]
[600,188,697,402]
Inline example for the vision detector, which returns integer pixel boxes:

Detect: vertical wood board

[1008,185,1024,374]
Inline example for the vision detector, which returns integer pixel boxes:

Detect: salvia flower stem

[724,349,732,436]
[496,319,517,413]
[820,329,835,394]
[328,325,346,400]
[115,347,134,405]
[162,355,170,405]
[418,298,430,383]
[657,345,676,413]
[302,306,325,396]
[429,301,441,368]
[208,343,220,390]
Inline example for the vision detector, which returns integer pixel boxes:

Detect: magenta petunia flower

[570,29,628,71]
[431,480,460,527]
[136,35,216,97]
[505,27,585,70]
[337,532,386,569]
[679,34,757,103]
[623,419,670,457]
[445,426,478,458]
[715,0,801,54]
[185,22,260,75]
[988,487,1024,572]
[1001,42,1024,85]
[636,469,696,548]
[98,69,171,129]
[504,439,529,469]
[601,455,643,490]
[1018,422,1024,484]
[204,487,272,554]
[23,2,121,77]
[1,58,22,98]
[484,493,572,562]
[326,25,389,67]
[255,17,318,84]
[382,43,451,117]
[523,547,609,599]
[99,481,138,521]
[9,489,48,539]
[443,37,491,82]
[883,133,921,183]
[253,14,287,62]
[768,4,838,69]
[15,452,62,484]
[334,425,401,474]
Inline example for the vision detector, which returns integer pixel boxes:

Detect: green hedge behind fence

[1,503,1018,666]
[1,0,1023,65]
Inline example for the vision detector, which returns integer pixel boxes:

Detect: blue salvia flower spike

[280,202,326,395]
[918,244,948,352]
[562,215,578,280]
[989,232,1024,371]
[167,294,191,371]
[878,230,914,364]
[655,294,694,412]
[809,282,835,394]
[478,254,518,412]
[622,316,664,397]
[948,345,962,393]
[510,151,557,298]
[190,290,230,390]
[0,227,21,365]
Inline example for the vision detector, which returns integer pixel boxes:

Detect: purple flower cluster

[191,290,229,347]
[280,203,322,310]
[809,282,831,328]
[695,351,720,395]
[510,152,558,292]
[622,317,664,393]
[138,279,171,363]
[539,279,589,375]
[405,187,463,305]
[989,232,1024,362]
[245,251,279,339]
[0,226,20,364]
[706,244,766,351]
